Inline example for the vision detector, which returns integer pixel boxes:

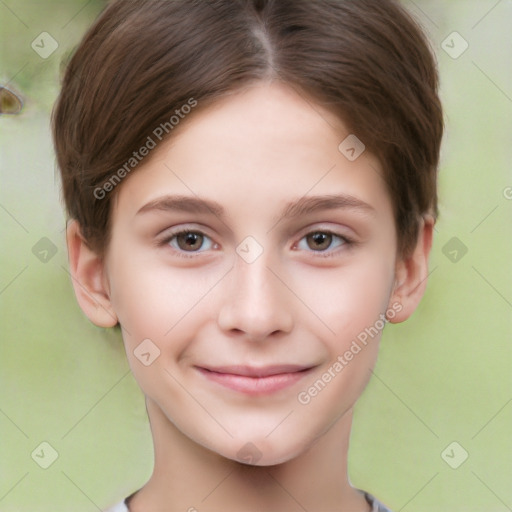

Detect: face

[103,82,400,466]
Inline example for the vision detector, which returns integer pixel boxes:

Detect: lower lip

[196,368,312,395]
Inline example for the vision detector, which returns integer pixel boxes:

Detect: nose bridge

[217,247,293,340]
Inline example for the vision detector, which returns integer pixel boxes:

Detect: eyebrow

[136,194,376,220]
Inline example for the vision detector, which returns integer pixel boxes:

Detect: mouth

[195,364,314,395]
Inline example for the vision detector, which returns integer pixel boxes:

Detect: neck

[128,399,370,512]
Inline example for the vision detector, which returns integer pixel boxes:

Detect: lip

[196,365,314,395]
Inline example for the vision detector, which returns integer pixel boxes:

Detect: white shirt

[103,491,393,511]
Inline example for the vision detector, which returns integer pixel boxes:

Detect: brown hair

[52,0,443,257]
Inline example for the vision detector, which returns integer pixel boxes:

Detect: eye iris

[177,232,203,251]
[308,232,332,251]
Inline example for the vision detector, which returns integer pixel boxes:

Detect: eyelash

[158,228,355,260]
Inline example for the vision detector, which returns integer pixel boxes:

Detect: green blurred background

[1,1,511,510]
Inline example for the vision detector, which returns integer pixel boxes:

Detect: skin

[67,81,433,511]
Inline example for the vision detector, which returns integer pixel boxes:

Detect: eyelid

[292,228,355,257]
[156,223,357,259]
[293,222,356,244]
[156,225,219,258]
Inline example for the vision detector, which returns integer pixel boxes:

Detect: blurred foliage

[0,0,106,112]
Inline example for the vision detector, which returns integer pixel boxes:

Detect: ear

[66,219,118,327]
[387,216,434,323]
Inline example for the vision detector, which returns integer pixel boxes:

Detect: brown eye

[306,232,333,251]
[176,232,204,251]
[295,230,350,257]
[162,229,216,258]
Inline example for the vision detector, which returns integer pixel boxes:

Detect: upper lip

[198,365,312,377]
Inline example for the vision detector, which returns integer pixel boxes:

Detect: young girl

[52,1,443,510]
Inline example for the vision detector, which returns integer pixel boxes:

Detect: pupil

[180,232,201,250]
[310,232,331,250]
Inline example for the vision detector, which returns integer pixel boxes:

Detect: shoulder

[363,491,394,512]
[103,502,129,512]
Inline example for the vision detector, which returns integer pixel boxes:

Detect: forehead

[168,82,349,168]
[111,81,392,224]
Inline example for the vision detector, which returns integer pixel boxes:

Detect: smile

[195,365,314,395]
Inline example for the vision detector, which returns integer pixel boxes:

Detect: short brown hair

[52,0,443,257]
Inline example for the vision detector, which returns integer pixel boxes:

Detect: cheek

[109,266,171,338]
[108,235,395,352]
[291,251,395,343]
[293,259,393,424]
[106,249,227,352]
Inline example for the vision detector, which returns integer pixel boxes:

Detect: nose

[217,249,294,342]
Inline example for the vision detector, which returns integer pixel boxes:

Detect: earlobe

[66,220,118,327]
[387,216,434,324]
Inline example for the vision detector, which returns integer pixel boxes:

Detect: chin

[191,409,330,468]
[218,433,311,467]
